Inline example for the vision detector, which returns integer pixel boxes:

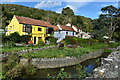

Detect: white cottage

[66,23,91,39]
[54,24,76,42]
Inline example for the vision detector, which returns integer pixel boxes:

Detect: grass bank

[1,44,55,53]
[22,43,119,58]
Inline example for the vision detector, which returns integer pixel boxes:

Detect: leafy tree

[62,7,74,16]
[93,5,120,41]
[99,5,119,39]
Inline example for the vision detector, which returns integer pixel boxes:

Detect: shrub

[49,37,57,44]
[9,32,21,43]
[48,68,71,79]
[108,42,119,48]
[21,35,31,44]
[64,37,98,47]
[2,33,10,43]
[64,37,77,45]
[96,36,105,43]
[28,44,34,47]
[75,64,87,79]
[104,49,112,53]
[4,41,16,48]
[37,40,45,48]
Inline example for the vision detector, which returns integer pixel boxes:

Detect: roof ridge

[15,15,50,23]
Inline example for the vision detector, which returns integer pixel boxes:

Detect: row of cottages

[6,15,54,44]
[53,23,91,42]
[6,15,91,44]
[54,24,77,42]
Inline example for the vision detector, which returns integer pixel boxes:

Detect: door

[34,37,36,44]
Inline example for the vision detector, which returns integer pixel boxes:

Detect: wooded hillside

[1,4,93,32]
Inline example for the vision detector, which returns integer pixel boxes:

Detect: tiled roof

[59,25,75,31]
[15,15,53,28]
[50,25,59,31]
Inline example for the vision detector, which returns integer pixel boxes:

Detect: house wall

[6,16,47,44]
[72,26,78,32]
[54,30,76,40]
[6,16,22,36]
[32,25,46,44]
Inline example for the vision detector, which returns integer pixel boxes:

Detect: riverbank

[1,45,118,79]
[86,46,120,79]
[20,48,115,69]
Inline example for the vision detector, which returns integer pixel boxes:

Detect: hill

[1,4,93,32]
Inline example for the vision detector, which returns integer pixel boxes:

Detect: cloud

[97,11,102,15]
[34,0,61,8]
[55,4,82,14]
[1,0,119,2]
[100,3,118,8]
[1,0,16,2]
[56,8,62,13]
[65,5,78,13]
[55,2,90,14]
[55,5,79,14]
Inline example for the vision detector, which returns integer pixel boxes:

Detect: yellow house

[6,15,54,44]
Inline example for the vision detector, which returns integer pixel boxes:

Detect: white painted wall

[72,25,78,32]
[54,30,76,42]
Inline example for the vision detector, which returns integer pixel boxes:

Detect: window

[38,28,42,31]
[23,25,26,32]
[38,37,42,40]
[73,32,74,36]
[10,26,12,29]
[66,32,68,35]
[23,24,32,33]
[46,27,53,34]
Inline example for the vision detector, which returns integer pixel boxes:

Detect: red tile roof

[59,25,75,31]
[50,25,59,31]
[15,15,53,28]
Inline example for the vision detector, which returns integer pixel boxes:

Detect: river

[21,51,111,78]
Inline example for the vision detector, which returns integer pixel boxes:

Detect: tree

[93,5,120,40]
[100,5,119,39]
[62,7,74,16]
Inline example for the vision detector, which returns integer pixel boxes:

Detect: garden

[22,37,119,58]
[1,31,119,80]
[1,32,56,53]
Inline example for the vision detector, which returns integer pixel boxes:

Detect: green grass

[22,47,90,58]
[22,43,119,58]
[1,44,56,53]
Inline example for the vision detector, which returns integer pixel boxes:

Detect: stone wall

[86,46,120,79]
[0,46,56,62]
[1,45,116,69]
[20,49,105,69]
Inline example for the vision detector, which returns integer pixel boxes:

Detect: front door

[34,37,36,44]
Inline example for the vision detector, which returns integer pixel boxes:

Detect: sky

[1,0,120,19]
